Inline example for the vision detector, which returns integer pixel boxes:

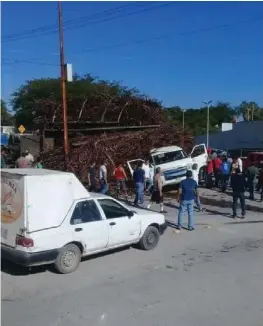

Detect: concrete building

[196,121,263,156]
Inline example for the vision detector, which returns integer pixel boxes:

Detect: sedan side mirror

[127,211,134,218]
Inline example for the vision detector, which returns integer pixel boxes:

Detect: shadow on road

[1,246,132,276]
[226,220,263,225]
[204,208,232,218]
[1,259,48,276]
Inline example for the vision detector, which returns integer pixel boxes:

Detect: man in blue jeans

[177,170,199,231]
[133,161,145,205]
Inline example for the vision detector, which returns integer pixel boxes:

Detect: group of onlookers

[1,148,43,169]
[87,160,155,201]
[206,150,263,201]
[87,161,110,195]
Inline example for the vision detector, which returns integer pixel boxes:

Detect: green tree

[235,101,263,121]
[165,102,236,136]
[1,99,13,125]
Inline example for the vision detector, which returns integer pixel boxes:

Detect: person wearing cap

[24,149,34,167]
[177,170,199,231]
[231,167,246,218]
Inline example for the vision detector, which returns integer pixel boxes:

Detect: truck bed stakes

[42,125,193,184]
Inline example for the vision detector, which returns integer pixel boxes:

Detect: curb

[199,195,263,213]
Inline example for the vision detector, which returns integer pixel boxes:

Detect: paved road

[2,202,263,326]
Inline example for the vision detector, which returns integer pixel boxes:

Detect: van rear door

[1,173,26,248]
[127,159,144,178]
[190,144,208,169]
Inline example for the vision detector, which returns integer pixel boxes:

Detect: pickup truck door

[190,144,208,169]
[70,199,109,254]
[97,198,141,247]
[127,159,144,178]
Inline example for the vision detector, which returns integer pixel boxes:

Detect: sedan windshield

[152,150,187,165]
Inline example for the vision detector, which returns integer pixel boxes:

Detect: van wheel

[139,226,160,251]
[54,244,81,274]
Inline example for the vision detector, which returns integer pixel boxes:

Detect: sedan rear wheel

[54,244,81,274]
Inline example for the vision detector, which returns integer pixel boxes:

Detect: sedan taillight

[16,235,34,248]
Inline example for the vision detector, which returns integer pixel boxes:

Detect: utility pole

[182,109,186,131]
[203,100,212,149]
[252,103,255,121]
[182,109,186,148]
[246,106,251,121]
[58,1,69,165]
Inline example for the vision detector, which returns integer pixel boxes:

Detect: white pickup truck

[1,169,167,274]
[127,143,207,186]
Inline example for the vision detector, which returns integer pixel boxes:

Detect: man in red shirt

[213,154,222,187]
[206,154,214,189]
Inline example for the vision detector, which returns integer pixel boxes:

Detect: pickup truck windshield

[152,150,187,165]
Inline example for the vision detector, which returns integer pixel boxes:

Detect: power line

[2,59,59,66]
[2,3,135,40]
[1,2,173,43]
[2,15,262,67]
[70,15,263,55]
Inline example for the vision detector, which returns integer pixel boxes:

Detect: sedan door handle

[75,228,83,232]
[109,222,116,226]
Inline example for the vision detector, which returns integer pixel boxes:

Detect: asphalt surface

[2,201,263,326]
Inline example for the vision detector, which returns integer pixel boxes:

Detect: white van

[1,169,167,274]
[127,144,207,186]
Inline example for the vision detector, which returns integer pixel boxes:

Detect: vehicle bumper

[163,176,186,186]
[159,222,167,235]
[1,244,59,267]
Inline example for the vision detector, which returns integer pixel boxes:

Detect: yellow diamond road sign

[18,125,26,134]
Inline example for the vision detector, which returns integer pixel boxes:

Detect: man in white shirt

[99,163,108,194]
[142,159,153,192]
[24,149,34,167]
[237,156,243,172]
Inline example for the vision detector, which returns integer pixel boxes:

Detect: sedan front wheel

[139,226,160,251]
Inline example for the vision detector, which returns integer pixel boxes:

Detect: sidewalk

[163,188,263,213]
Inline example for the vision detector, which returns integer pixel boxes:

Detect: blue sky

[2,1,263,109]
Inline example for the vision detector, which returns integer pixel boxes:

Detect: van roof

[150,145,182,154]
[1,168,72,176]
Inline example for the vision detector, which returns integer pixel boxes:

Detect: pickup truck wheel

[54,244,81,274]
[139,226,160,251]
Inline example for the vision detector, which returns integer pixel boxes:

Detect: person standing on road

[213,154,222,188]
[177,170,199,231]
[133,161,145,206]
[99,162,108,194]
[147,167,166,213]
[246,163,259,201]
[231,168,246,219]
[142,159,153,193]
[191,163,204,211]
[206,153,214,189]
[16,152,30,168]
[113,162,128,199]
[1,148,7,168]
[88,162,97,192]
[34,157,43,168]
[259,168,263,202]
[24,149,34,167]
[220,156,230,192]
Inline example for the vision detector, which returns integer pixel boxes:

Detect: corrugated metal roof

[196,121,263,149]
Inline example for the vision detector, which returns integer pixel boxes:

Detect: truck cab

[127,144,207,186]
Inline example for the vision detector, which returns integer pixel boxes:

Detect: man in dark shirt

[88,162,96,191]
[133,161,145,205]
[231,168,246,218]
[177,170,199,231]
